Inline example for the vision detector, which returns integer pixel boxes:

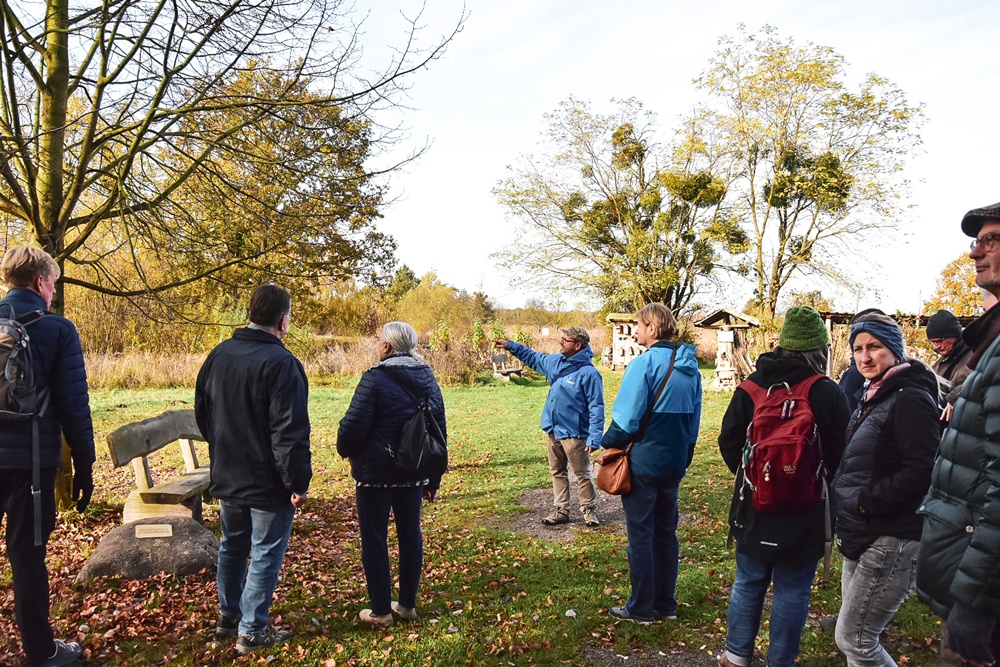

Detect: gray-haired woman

[337,322,447,629]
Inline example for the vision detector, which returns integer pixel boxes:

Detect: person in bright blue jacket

[602,303,702,624]
[495,326,604,527]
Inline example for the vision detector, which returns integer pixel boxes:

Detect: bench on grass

[106,409,211,524]
[490,352,523,381]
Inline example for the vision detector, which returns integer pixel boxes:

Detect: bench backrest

[106,409,205,491]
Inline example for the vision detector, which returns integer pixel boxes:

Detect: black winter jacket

[917,305,1000,617]
[337,355,447,490]
[933,337,974,407]
[0,289,94,471]
[832,360,940,560]
[195,327,312,507]
[718,354,849,565]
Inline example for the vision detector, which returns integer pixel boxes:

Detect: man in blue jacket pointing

[495,327,604,526]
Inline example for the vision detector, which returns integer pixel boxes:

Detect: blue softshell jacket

[505,341,605,448]
[601,341,702,480]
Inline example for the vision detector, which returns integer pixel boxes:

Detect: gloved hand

[947,602,998,664]
[72,463,94,512]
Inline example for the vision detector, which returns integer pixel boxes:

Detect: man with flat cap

[495,327,604,526]
[917,201,1000,666]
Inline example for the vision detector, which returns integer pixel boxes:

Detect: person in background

[494,327,603,526]
[832,313,939,667]
[925,309,972,421]
[717,307,849,667]
[338,322,447,630]
[0,246,95,667]
[601,303,702,624]
[196,284,312,655]
[917,201,1000,667]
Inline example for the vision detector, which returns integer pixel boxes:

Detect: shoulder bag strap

[633,347,678,442]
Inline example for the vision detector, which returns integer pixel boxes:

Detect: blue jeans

[724,552,818,667]
[216,501,295,636]
[620,474,680,621]
[356,485,424,615]
[835,536,918,667]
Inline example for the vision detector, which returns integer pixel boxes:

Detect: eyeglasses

[971,233,1000,253]
[560,337,577,344]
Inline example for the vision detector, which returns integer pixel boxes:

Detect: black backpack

[0,304,48,422]
[0,302,50,546]
[380,369,448,478]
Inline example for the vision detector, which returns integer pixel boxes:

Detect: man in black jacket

[0,246,94,667]
[195,284,312,655]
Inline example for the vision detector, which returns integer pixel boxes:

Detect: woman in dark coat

[832,314,940,667]
[337,322,447,630]
[717,307,849,667]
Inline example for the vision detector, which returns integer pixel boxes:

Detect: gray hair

[382,321,423,361]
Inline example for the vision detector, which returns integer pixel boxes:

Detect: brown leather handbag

[595,350,677,495]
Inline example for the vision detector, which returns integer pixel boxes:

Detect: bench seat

[139,467,211,505]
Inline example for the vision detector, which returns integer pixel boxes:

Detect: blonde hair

[382,321,423,361]
[1,246,59,288]
[635,303,677,341]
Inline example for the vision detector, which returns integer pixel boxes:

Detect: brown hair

[635,303,677,341]
[248,284,291,328]
[0,246,59,288]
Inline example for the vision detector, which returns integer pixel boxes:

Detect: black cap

[962,201,1000,237]
[926,310,962,339]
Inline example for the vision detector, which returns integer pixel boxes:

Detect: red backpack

[739,374,826,513]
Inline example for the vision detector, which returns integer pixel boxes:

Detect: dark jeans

[620,474,680,621]
[356,485,424,615]
[1,467,57,667]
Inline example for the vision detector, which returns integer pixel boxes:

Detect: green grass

[68,371,941,666]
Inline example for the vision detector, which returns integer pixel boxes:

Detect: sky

[356,0,1000,314]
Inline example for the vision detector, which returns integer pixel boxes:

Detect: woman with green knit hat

[717,306,850,667]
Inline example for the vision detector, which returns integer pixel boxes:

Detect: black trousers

[1,467,57,667]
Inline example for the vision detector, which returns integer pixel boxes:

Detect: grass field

[0,369,943,666]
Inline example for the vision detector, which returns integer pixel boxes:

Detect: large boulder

[76,517,219,584]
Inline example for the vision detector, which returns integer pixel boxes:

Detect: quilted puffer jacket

[832,360,940,561]
[337,354,447,490]
[918,305,1000,617]
[0,288,95,471]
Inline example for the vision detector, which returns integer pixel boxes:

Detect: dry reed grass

[85,352,206,390]
[83,324,616,389]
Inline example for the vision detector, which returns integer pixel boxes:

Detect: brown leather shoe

[718,654,738,667]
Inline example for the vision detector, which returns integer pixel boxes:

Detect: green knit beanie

[779,306,829,351]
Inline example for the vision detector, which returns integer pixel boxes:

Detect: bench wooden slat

[138,468,210,505]
[106,409,203,467]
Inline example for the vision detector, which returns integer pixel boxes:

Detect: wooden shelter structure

[606,313,644,370]
[695,308,760,390]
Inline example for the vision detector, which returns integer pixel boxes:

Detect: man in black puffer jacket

[917,201,1000,666]
[0,246,94,667]
[196,284,311,655]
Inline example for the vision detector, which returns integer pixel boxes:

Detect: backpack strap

[549,360,587,386]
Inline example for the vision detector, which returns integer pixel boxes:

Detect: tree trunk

[43,0,74,509]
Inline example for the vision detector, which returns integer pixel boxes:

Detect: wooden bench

[490,353,523,381]
[106,409,211,524]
